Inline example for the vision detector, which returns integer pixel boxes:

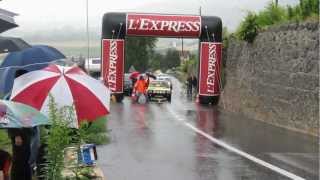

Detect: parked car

[147,80,172,102]
[156,75,172,90]
[85,58,101,73]
[124,73,133,96]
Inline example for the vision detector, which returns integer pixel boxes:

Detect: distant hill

[5,27,199,57]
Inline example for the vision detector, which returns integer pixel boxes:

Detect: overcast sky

[1,0,299,34]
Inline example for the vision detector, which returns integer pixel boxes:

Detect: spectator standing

[8,128,33,180]
[191,75,198,94]
[186,75,193,96]
[6,69,33,180]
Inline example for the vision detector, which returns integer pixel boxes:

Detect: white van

[85,58,101,73]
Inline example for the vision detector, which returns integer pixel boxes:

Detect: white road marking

[167,108,306,180]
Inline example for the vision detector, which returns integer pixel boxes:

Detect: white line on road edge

[168,108,305,180]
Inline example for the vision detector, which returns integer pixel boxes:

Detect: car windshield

[92,59,101,64]
[149,81,170,88]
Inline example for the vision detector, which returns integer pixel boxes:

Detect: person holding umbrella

[133,75,150,103]
[129,71,140,90]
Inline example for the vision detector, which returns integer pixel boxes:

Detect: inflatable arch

[102,12,222,104]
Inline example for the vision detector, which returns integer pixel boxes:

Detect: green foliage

[179,54,197,79]
[78,117,109,145]
[236,12,260,43]
[299,0,319,18]
[256,2,287,26]
[0,129,10,152]
[235,0,319,43]
[162,49,181,71]
[42,96,109,179]
[149,53,163,70]
[125,37,157,72]
[222,26,230,48]
[150,49,181,71]
[44,96,73,180]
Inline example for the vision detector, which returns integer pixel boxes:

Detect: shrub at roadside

[236,0,319,43]
[78,117,109,145]
[236,12,260,43]
[43,97,73,180]
[42,96,109,179]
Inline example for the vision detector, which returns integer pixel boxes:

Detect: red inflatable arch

[101,12,222,104]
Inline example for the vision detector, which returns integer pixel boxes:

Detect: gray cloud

[2,0,299,39]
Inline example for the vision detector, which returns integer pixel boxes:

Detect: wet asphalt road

[98,77,319,180]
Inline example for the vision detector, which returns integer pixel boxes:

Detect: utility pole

[181,37,184,62]
[86,0,90,74]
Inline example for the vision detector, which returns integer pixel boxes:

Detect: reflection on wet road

[98,77,319,180]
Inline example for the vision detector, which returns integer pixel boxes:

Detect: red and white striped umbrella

[10,64,110,128]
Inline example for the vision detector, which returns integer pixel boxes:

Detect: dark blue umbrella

[0,45,66,96]
[0,36,31,54]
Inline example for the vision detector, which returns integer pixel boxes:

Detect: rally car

[147,80,172,102]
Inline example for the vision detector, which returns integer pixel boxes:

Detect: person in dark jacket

[191,75,198,94]
[186,75,193,96]
[8,128,33,180]
[6,69,33,180]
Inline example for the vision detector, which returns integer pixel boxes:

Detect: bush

[256,2,287,26]
[42,96,109,179]
[180,55,197,75]
[299,0,319,19]
[236,12,260,43]
[43,97,74,180]
[78,117,109,145]
[222,27,230,48]
[235,0,319,43]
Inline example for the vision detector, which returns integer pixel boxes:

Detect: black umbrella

[0,9,18,33]
[0,36,31,54]
[0,18,18,33]
[146,72,156,79]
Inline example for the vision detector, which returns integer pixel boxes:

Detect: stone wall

[220,21,319,136]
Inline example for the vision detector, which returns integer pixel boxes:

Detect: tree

[161,49,181,71]
[125,37,157,72]
[149,53,163,70]
[299,0,319,18]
